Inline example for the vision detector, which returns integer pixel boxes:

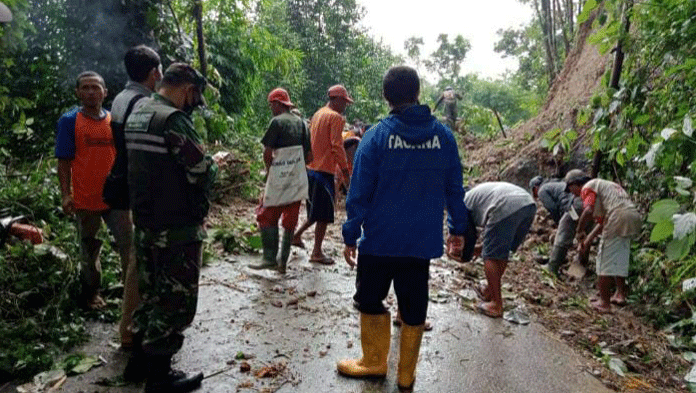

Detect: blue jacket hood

[383,104,437,144]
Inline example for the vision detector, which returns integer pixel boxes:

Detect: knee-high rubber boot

[277,229,293,274]
[546,246,568,276]
[145,355,203,393]
[336,312,390,378]
[250,227,279,270]
[397,323,425,391]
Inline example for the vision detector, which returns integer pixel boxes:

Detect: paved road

[48,250,611,393]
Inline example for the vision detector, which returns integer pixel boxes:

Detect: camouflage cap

[163,63,207,91]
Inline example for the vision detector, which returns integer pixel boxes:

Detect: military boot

[145,355,203,393]
[123,332,146,382]
[277,229,293,274]
[545,245,568,276]
[249,227,278,270]
[397,323,425,391]
[336,312,390,378]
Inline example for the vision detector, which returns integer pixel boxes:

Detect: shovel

[567,250,588,280]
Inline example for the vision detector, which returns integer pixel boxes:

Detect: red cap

[267,88,295,107]
[328,84,353,103]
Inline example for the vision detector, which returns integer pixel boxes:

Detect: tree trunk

[536,0,557,87]
[555,0,570,55]
[194,0,207,76]
[592,0,633,177]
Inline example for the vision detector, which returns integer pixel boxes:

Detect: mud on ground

[209,197,689,393]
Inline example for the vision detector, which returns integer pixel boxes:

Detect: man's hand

[344,245,357,268]
[258,190,265,206]
[61,194,75,216]
[342,169,351,190]
[446,235,464,261]
[578,240,589,255]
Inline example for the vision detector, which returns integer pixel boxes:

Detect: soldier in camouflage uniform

[122,63,216,393]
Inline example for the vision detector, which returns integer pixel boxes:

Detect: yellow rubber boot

[336,312,390,378]
[397,323,425,391]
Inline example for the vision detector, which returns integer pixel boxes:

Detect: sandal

[309,256,334,265]
[88,295,107,310]
[590,300,612,314]
[610,295,627,306]
[476,302,502,319]
[291,238,305,249]
[473,284,491,302]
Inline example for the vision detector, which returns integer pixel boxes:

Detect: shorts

[482,204,536,261]
[306,171,334,223]
[596,236,631,277]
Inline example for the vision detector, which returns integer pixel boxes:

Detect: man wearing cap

[529,172,588,276]
[122,62,216,392]
[569,176,642,313]
[292,84,352,264]
[105,44,162,350]
[250,88,312,273]
[433,86,462,131]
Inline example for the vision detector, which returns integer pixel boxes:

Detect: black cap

[163,63,207,91]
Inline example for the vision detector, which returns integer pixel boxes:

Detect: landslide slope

[463,11,609,185]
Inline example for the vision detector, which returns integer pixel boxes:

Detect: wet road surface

[52,248,611,393]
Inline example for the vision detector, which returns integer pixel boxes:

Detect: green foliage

[208,221,261,254]
[646,198,696,260]
[0,162,86,381]
[575,0,696,352]
[540,128,578,157]
[424,34,471,81]
[429,73,539,136]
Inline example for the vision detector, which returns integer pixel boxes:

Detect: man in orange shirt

[293,85,352,264]
[56,71,133,309]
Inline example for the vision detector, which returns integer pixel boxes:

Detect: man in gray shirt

[464,182,536,318]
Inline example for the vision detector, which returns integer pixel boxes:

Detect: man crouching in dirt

[464,182,536,318]
[568,175,642,314]
[250,88,312,273]
[122,63,217,392]
[338,65,469,391]
[529,171,591,276]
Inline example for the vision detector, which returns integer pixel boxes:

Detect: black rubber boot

[145,355,203,393]
[546,246,568,276]
[123,332,146,382]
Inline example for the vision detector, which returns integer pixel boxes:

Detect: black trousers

[353,254,430,326]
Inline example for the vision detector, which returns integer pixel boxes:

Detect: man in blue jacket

[337,66,468,391]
